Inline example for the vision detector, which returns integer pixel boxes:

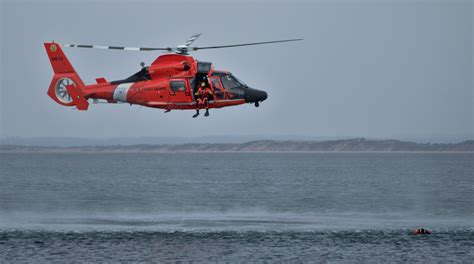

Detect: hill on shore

[1,138,473,152]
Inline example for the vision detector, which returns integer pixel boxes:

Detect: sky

[0,0,472,142]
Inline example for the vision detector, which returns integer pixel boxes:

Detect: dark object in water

[414,228,432,235]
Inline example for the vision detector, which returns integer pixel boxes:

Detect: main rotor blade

[63,44,172,51]
[184,33,202,47]
[191,38,303,51]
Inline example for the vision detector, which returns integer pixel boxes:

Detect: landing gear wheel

[255,102,260,107]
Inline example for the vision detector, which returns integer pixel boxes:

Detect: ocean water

[0,152,473,262]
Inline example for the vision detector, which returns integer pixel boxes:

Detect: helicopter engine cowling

[148,54,196,79]
[148,61,193,79]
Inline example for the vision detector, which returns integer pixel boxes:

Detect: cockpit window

[233,75,247,86]
[221,75,243,90]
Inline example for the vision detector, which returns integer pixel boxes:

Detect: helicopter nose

[244,88,268,103]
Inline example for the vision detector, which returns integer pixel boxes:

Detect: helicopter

[44,34,302,117]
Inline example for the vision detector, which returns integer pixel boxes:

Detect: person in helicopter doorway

[193,81,214,118]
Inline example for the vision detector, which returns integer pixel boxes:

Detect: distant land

[0,135,341,147]
[0,135,471,146]
[1,138,473,152]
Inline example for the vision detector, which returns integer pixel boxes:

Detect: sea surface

[0,152,473,262]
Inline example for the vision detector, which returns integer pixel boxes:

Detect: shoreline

[1,138,472,153]
[2,150,473,154]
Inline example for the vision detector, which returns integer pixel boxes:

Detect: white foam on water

[1,210,472,232]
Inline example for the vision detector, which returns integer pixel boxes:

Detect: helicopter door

[169,79,191,103]
[210,77,226,100]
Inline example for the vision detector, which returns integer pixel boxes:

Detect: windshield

[221,75,244,90]
[233,75,247,86]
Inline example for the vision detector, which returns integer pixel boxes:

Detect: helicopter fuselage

[45,43,268,112]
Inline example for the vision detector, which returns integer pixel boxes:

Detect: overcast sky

[0,0,472,141]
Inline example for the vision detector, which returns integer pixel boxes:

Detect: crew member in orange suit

[193,81,214,118]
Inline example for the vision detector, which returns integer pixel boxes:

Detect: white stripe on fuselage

[113,83,133,103]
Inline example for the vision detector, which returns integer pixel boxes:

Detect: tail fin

[45,42,77,75]
[44,42,88,110]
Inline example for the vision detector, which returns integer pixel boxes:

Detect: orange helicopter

[44,34,302,117]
